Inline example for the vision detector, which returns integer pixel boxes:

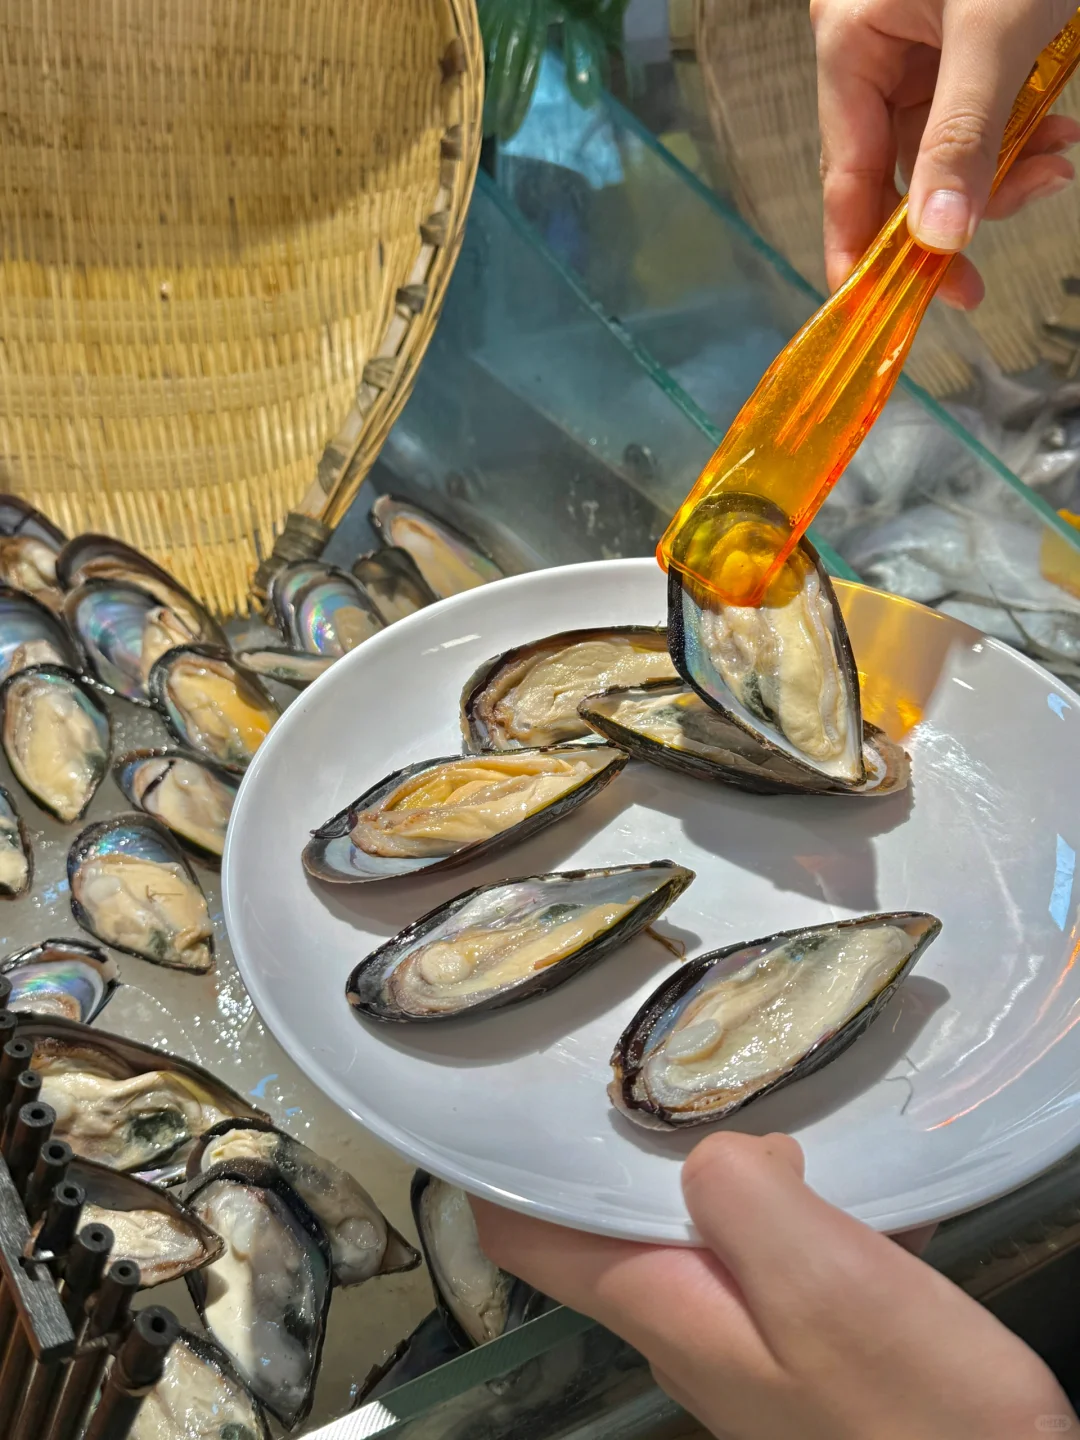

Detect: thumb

[908,3,1073,252]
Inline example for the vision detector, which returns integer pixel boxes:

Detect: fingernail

[912,189,972,251]
[1031,173,1073,201]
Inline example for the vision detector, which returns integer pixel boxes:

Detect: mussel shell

[667,496,865,788]
[68,814,214,972]
[13,1014,268,1171]
[411,1171,548,1350]
[0,586,79,681]
[132,1329,270,1440]
[303,744,628,884]
[1,939,117,1022]
[63,579,210,704]
[56,535,225,641]
[460,626,676,752]
[231,647,335,689]
[186,1117,420,1287]
[148,645,280,772]
[578,680,910,798]
[0,665,111,822]
[351,546,437,623]
[114,749,239,864]
[610,912,941,1129]
[0,786,31,898]
[65,1157,224,1286]
[354,1311,464,1405]
[370,495,503,598]
[270,562,384,656]
[0,494,65,547]
[347,862,695,1023]
[183,1158,333,1428]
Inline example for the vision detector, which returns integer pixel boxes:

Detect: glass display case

[311,156,1080,1436]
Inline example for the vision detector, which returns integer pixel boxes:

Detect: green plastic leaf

[562,16,606,108]
[497,1,550,140]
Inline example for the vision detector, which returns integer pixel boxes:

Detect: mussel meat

[370,495,503,598]
[579,680,910,797]
[15,1015,266,1171]
[270,561,384,656]
[132,1330,270,1440]
[0,587,79,680]
[64,580,210,703]
[668,498,865,787]
[461,627,676,751]
[184,1160,332,1428]
[64,1157,224,1286]
[348,862,694,1022]
[412,1172,547,1349]
[1,940,118,1022]
[303,744,627,884]
[149,646,280,771]
[610,913,941,1129]
[1,665,111,821]
[187,1118,420,1287]
[351,546,437,622]
[0,786,31,897]
[232,647,334,690]
[68,815,214,972]
[115,750,238,863]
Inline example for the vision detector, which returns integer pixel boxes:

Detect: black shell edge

[0,938,118,1022]
[146,644,280,771]
[346,861,695,1023]
[113,747,238,866]
[610,912,942,1129]
[168,1330,272,1440]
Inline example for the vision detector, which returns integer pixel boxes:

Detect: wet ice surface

[0,648,431,1429]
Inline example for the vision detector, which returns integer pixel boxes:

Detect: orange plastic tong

[658,11,1080,608]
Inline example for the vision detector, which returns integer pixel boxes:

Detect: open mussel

[579,680,910,797]
[232,647,335,690]
[0,495,66,613]
[0,787,31,897]
[348,862,694,1023]
[115,750,238,863]
[132,1330,270,1440]
[270,561,384,656]
[668,496,865,789]
[1,665,111,821]
[461,626,676,751]
[412,1172,548,1349]
[304,744,627,884]
[352,546,437,622]
[610,913,941,1130]
[63,1157,223,1286]
[69,814,214,972]
[149,646,280,771]
[183,1159,332,1428]
[57,534,225,641]
[14,1015,267,1171]
[1,939,118,1022]
[370,495,503,598]
[0,587,79,680]
[187,1118,419,1287]
[64,580,213,704]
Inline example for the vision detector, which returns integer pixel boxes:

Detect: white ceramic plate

[224,560,1080,1243]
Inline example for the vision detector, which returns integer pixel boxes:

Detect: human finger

[984,152,1074,218]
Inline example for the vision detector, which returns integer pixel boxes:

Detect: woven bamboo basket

[696,0,1080,397]
[0,0,483,616]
